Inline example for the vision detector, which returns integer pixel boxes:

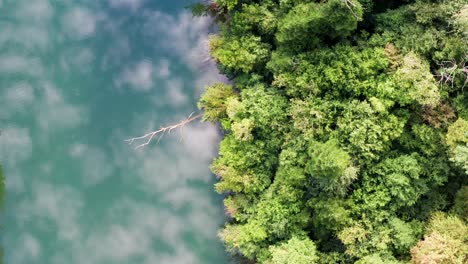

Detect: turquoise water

[0,0,230,263]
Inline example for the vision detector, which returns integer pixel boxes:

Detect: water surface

[0,0,230,263]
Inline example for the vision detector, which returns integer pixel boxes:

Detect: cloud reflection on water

[3,0,228,263]
[62,6,97,39]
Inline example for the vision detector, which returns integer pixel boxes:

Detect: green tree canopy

[196,0,468,262]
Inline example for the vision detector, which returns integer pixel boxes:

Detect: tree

[209,35,271,73]
[276,0,363,51]
[452,186,468,219]
[446,118,468,174]
[393,52,440,107]
[198,83,237,122]
[306,139,357,196]
[411,212,468,264]
[268,236,318,264]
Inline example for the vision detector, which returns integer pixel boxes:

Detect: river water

[0,0,230,263]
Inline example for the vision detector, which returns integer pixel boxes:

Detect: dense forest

[193,0,468,263]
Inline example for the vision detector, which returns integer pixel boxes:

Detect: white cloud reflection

[164,78,188,106]
[37,83,87,132]
[0,24,50,50]
[109,0,145,11]
[0,82,34,119]
[155,58,171,78]
[62,6,97,39]
[142,10,228,94]
[4,1,228,263]
[116,59,154,91]
[10,233,42,263]
[0,126,32,167]
[16,183,84,241]
[69,143,114,186]
[15,0,53,22]
[0,54,44,77]
[60,47,95,74]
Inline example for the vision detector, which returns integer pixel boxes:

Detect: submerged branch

[125,112,204,149]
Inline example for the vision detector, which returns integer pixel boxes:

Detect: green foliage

[388,217,423,256]
[308,198,352,237]
[276,0,362,51]
[198,83,237,122]
[338,221,382,258]
[336,101,407,161]
[197,0,468,262]
[232,118,254,141]
[237,85,289,137]
[393,52,440,107]
[339,217,423,260]
[399,124,446,157]
[452,186,468,219]
[209,35,271,73]
[231,3,277,36]
[267,236,318,264]
[355,254,402,264]
[216,0,239,11]
[453,5,468,38]
[212,136,275,194]
[446,118,468,151]
[367,155,426,209]
[306,139,358,196]
[453,94,468,119]
[427,212,467,240]
[307,139,351,180]
[452,143,468,174]
[267,45,391,98]
[446,118,468,173]
[220,221,268,259]
[288,98,343,140]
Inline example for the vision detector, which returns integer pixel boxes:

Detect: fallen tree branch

[125,112,204,149]
[434,60,468,90]
[344,0,360,20]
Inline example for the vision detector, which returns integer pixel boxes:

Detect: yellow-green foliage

[394,52,440,107]
[232,118,254,141]
[198,83,237,121]
[276,0,363,51]
[216,0,238,10]
[446,118,468,151]
[453,5,468,37]
[446,118,468,173]
[355,255,401,264]
[411,212,468,264]
[209,35,270,73]
[268,236,318,264]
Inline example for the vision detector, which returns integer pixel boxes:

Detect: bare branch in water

[125,112,204,149]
